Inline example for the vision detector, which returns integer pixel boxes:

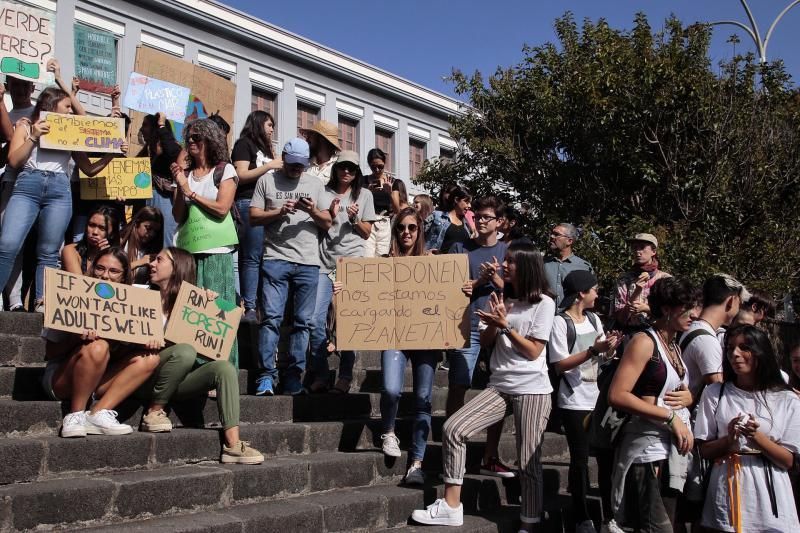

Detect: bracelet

[500,326,512,336]
[665,409,675,427]
[587,346,600,358]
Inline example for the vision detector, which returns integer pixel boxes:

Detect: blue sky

[225,0,800,98]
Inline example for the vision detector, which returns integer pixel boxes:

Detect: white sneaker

[410,498,463,526]
[60,411,87,438]
[381,433,401,457]
[85,409,133,435]
[577,519,598,533]
[600,519,624,533]
[404,464,425,485]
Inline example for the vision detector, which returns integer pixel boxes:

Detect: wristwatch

[500,326,511,336]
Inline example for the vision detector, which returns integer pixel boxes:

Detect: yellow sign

[79,157,153,200]
[39,112,125,153]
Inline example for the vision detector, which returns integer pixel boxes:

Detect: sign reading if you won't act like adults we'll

[39,112,126,153]
[43,268,164,344]
[335,255,471,351]
[164,281,242,361]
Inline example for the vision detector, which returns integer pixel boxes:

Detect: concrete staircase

[0,313,601,532]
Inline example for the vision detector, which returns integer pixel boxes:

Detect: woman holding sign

[411,241,556,529]
[171,118,239,368]
[0,86,127,311]
[42,247,160,437]
[139,246,264,464]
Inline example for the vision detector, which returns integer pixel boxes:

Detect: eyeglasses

[93,265,123,276]
[475,214,497,222]
[396,223,418,233]
[550,231,568,238]
[188,133,204,144]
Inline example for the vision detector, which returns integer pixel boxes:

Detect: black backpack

[210,161,242,229]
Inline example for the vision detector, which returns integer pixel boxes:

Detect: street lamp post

[708,0,800,63]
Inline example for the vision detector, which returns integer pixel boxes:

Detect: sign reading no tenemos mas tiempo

[74,23,117,94]
[39,112,126,153]
[336,255,471,350]
[79,157,153,200]
[43,268,164,344]
[0,1,55,83]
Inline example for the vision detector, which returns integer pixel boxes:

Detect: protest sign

[164,281,242,361]
[79,157,152,200]
[74,23,117,93]
[123,72,191,123]
[0,2,55,83]
[175,205,238,253]
[336,255,471,350]
[43,268,163,344]
[39,112,125,153]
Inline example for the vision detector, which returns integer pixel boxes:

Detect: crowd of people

[2,66,800,533]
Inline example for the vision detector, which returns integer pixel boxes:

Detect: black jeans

[561,408,592,522]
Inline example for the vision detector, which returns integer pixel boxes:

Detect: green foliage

[419,13,800,298]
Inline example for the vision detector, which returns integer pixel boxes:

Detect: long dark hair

[389,207,425,257]
[161,247,196,313]
[137,114,174,158]
[121,206,164,265]
[77,205,121,267]
[445,184,471,212]
[788,341,800,390]
[184,118,229,170]
[238,110,275,158]
[31,87,70,122]
[329,159,363,203]
[505,240,552,304]
[723,325,789,393]
[90,247,132,285]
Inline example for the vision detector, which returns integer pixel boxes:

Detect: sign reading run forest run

[164,281,242,361]
[39,112,126,153]
[43,268,164,344]
[336,256,470,350]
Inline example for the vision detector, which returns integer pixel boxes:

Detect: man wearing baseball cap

[250,137,333,396]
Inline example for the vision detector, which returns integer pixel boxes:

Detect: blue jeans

[0,170,72,301]
[448,328,482,387]
[309,272,355,382]
[148,188,179,248]
[381,349,438,461]
[258,259,319,383]
[235,198,264,311]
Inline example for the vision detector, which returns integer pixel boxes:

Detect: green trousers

[196,252,239,369]
[142,343,240,429]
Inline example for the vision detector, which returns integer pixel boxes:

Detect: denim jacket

[425,210,474,251]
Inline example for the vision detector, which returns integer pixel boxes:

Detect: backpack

[548,311,600,396]
[678,328,716,352]
[210,161,243,229]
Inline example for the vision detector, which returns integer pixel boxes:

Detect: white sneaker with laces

[577,519,598,533]
[600,519,624,533]
[381,433,401,457]
[85,409,133,435]
[60,411,87,438]
[410,498,463,526]
[404,464,425,485]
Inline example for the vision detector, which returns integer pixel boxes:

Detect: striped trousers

[441,387,551,524]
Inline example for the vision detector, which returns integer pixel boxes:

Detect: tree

[418,13,800,299]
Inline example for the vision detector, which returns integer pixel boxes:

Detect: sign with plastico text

[336,255,471,350]
[43,268,163,344]
[175,205,238,254]
[74,23,117,93]
[0,2,56,83]
[123,71,191,123]
[39,112,125,153]
[79,157,152,200]
[164,281,242,361]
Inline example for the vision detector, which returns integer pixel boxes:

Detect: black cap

[560,270,598,309]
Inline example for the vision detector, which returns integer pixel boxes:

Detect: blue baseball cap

[282,137,310,167]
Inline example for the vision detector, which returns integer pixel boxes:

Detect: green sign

[176,205,238,253]
[74,23,117,94]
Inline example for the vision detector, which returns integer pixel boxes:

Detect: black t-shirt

[441,222,470,253]
[231,137,269,199]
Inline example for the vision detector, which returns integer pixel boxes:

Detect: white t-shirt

[183,163,237,254]
[548,313,605,410]
[694,382,800,532]
[681,320,725,399]
[479,295,556,395]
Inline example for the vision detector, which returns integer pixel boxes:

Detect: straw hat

[300,120,342,151]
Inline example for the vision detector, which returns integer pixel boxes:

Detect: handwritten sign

[164,281,242,361]
[43,268,163,344]
[123,71,191,123]
[336,256,471,350]
[175,205,238,253]
[79,157,152,200]
[0,2,55,83]
[39,112,125,153]
[74,23,116,94]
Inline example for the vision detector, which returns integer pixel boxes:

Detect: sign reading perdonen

[43,268,163,344]
[164,281,242,361]
[336,255,471,350]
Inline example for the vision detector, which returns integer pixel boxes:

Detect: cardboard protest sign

[79,157,152,200]
[164,281,242,361]
[39,112,125,153]
[123,72,191,123]
[128,46,236,154]
[74,23,117,94]
[175,205,238,253]
[0,2,55,83]
[336,255,471,350]
[43,268,163,344]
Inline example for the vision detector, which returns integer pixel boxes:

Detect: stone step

[0,312,43,337]
[0,451,407,531]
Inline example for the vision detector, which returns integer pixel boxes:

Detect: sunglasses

[188,133,204,144]
[339,164,358,174]
[396,223,418,233]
